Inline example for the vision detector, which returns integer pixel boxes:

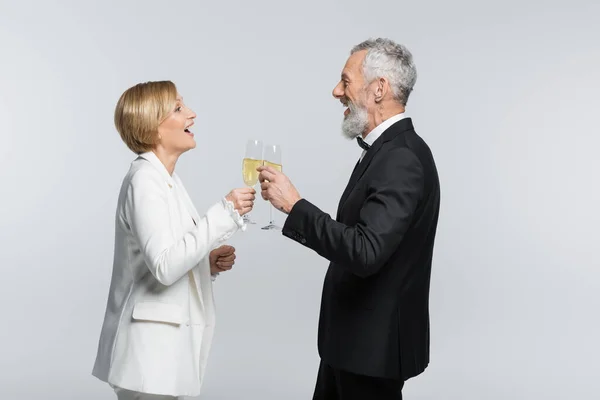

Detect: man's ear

[374,77,388,103]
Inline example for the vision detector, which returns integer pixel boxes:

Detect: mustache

[341,99,360,110]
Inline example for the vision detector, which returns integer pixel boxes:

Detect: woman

[91,81,255,399]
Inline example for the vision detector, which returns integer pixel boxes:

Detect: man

[258,38,440,399]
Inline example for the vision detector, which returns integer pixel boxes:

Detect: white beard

[342,101,369,139]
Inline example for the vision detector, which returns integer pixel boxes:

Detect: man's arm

[282,148,424,278]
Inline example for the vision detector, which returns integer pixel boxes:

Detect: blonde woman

[91,81,255,400]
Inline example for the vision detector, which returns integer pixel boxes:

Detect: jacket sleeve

[282,147,424,278]
[125,169,242,285]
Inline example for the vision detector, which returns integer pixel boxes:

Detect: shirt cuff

[221,197,246,232]
[211,272,219,281]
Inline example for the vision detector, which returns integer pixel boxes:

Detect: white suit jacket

[92,151,244,397]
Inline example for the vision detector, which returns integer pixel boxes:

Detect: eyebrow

[341,72,350,80]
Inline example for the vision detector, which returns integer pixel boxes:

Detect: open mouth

[342,101,350,116]
[184,123,194,136]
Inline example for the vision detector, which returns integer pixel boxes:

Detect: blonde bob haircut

[114,80,178,154]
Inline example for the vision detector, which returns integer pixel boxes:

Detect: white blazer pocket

[132,302,183,325]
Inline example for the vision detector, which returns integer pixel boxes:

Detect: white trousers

[113,387,181,400]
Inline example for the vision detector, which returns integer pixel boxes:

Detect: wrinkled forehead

[341,50,367,80]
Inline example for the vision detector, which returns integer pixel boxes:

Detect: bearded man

[258,38,441,400]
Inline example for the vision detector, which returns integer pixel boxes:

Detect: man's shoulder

[388,123,435,164]
[371,125,437,182]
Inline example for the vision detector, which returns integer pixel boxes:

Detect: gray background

[1,0,599,399]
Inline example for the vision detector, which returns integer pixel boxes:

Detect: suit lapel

[336,118,414,218]
[337,142,382,215]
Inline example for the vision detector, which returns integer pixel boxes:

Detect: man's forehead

[342,50,366,76]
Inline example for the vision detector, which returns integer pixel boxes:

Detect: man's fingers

[258,168,277,183]
[261,189,269,201]
[260,182,272,200]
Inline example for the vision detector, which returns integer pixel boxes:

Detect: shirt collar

[138,151,176,186]
[363,112,407,147]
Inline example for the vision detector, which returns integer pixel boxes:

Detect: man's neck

[363,105,405,139]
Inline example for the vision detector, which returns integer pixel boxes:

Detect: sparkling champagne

[264,161,282,172]
[242,158,262,186]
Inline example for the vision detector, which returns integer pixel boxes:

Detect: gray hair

[351,38,417,106]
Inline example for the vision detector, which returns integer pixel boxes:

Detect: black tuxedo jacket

[283,118,440,380]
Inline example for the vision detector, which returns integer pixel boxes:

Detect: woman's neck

[152,147,179,175]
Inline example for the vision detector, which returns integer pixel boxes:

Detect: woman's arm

[125,169,241,286]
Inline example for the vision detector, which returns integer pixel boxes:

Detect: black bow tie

[357,136,371,151]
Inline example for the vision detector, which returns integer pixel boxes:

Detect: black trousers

[312,360,404,400]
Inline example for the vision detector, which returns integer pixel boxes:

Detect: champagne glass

[242,139,263,224]
[261,144,282,231]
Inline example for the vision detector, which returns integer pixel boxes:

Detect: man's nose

[332,81,344,99]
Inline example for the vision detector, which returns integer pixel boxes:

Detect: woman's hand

[225,187,256,216]
[209,245,236,274]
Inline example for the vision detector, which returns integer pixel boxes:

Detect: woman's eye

[175,106,182,112]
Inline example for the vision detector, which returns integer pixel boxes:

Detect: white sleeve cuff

[221,197,246,232]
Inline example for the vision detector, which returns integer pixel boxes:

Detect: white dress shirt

[359,112,407,162]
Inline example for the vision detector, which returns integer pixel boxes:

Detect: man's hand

[257,165,301,214]
[209,245,236,275]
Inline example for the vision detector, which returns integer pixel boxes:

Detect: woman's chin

[186,137,197,150]
[175,142,196,155]
[183,145,196,153]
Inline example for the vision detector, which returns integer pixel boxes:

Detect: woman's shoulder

[122,157,165,189]
[114,157,169,217]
